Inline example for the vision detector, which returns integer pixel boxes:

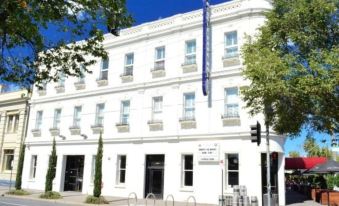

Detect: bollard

[128,192,138,206]
[250,196,258,206]
[165,194,174,206]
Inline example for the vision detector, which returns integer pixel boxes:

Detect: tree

[45,138,57,192]
[15,144,25,190]
[93,132,103,198]
[241,0,338,136]
[288,151,300,158]
[0,0,133,87]
[303,136,332,159]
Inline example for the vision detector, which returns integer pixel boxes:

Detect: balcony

[49,127,60,136]
[221,114,240,126]
[222,53,240,67]
[91,124,103,134]
[31,129,41,137]
[181,62,197,73]
[147,120,163,131]
[116,122,129,133]
[69,126,81,135]
[54,85,65,93]
[120,67,133,83]
[179,117,196,129]
[74,80,86,90]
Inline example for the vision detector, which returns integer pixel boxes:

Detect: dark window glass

[120,170,126,183]
[228,172,239,186]
[184,155,193,170]
[120,156,126,169]
[184,171,193,186]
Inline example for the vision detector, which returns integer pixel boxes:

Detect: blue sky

[124,0,332,156]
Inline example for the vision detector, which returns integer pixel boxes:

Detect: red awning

[285,157,327,170]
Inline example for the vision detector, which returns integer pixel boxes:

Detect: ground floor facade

[22,136,286,205]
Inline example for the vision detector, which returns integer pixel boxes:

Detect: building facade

[22,0,286,205]
[0,85,30,183]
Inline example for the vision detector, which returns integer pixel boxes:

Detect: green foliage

[288,151,300,157]
[93,133,103,198]
[85,195,108,204]
[40,191,62,199]
[6,189,30,196]
[15,144,25,190]
[45,138,57,192]
[0,0,133,87]
[303,136,333,158]
[241,0,338,136]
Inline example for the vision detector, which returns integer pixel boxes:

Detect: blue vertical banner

[202,0,210,96]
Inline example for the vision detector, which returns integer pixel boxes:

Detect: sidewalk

[0,186,215,206]
[286,190,321,206]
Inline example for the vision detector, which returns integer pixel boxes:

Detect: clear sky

[124,0,333,157]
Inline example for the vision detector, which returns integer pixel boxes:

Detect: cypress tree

[45,138,57,192]
[93,133,103,197]
[15,144,25,190]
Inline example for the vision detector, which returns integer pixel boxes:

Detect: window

[58,73,65,87]
[183,93,195,120]
[30,155,37,179]
[224,88,239,118]
[154,46,165,70]
[124,53,134,76]
[73,106,82,127]
[95,104,105,126]
[100,58,109,80]
[6,114,19,133]
[53,109,61,129]
[224,31,238,58]
[78,64,86,82]
[38,81,47,91]
[182,154,193,187]
[91,155,96,183]
[120,101,130,124]
[152,96,163,121]
[225,153,239,187]
[116,155,126,184]
[35,111,43,130]
[185,40,196,65]
[2,149,14,171]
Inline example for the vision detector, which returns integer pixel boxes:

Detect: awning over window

[285,157,327,170]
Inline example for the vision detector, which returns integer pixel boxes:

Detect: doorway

[64,155,84,192]
[145,155,165,199]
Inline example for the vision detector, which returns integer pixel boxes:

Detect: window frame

[6,114,19,133]
[35,111,43,130]
[116,155,127,185]
[152,96,163,121]
[2,149,14,171]
[100,58,109,80]
[224,31,238,58]
[224,87,239,118]
[183,93,195,120]
[181,154,194,187]
[90,155,96,183]
[73,106,82,127]
[95,104,105,126]
[154,46,165,70]
[185,39,196,65]
[30,155,38,179]
[53,109,62,129]
[120,101,130,125]
[124,53,134,76]
[225,153,239,188]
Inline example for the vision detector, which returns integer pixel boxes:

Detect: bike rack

[128,192,138,206]
[165,194,174,206]
[186,196,196,206]
[145,193,156,206]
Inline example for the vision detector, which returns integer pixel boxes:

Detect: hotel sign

[198,143,219,162]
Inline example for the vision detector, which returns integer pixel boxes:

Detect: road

[0,196,72,206]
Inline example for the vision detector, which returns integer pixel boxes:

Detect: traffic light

[250,121,261,146]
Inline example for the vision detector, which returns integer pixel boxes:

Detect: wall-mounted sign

[198,143,219,162]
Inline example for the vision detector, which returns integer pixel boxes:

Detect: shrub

[85,195,108,204]
[40,191,62,199]
[6,189,30,196]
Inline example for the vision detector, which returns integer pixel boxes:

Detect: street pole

[266,120,271,206]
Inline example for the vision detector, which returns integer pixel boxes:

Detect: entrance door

[145,155,165,199]
[64,155,84,192]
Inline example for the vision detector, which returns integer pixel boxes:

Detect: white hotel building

[22,0,286,205]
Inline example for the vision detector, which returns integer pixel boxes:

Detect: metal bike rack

[145,193,156,206]
[128,192,138,206]
[186,195,196,206]
[165,194,175,206]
